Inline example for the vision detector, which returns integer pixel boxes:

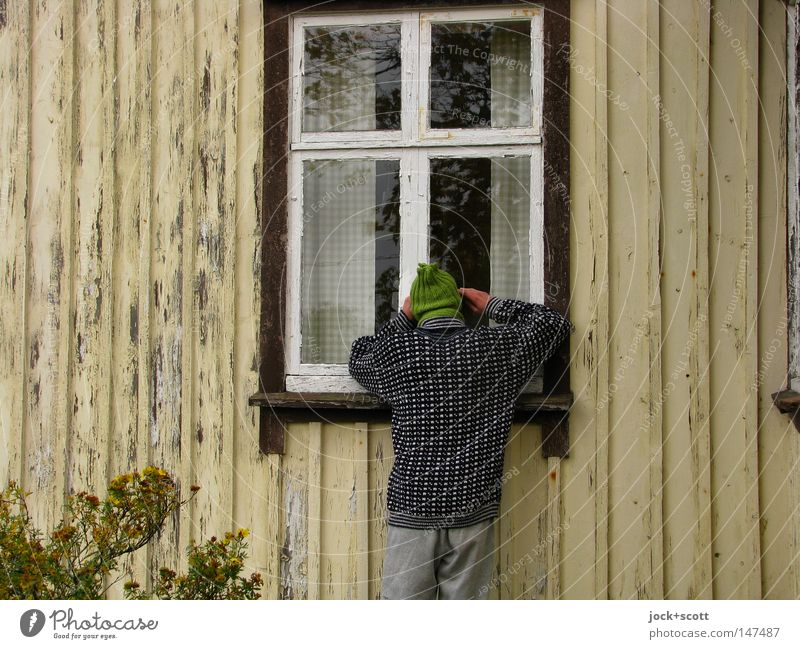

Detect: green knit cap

[410,262,464,326]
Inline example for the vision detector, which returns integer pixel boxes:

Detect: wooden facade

[0,0,798,599]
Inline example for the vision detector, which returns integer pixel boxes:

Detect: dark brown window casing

[253,0,571,455]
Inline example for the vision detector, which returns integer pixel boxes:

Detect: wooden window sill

[248,391,572,457]
[772,388,800,414]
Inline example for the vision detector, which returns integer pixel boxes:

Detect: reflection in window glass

[303,24,401,132]
[430,20,531,129]
[301,159,400,363]
[429,156,530,327]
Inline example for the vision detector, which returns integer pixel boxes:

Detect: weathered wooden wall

[0,0,797,599]
[565,0,798,600]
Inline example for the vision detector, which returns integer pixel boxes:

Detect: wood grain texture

[191,0,239,562]
[319,421,364,599]
[106,0,153,598]
[658,0,713,600]
[590,0,611,601]
[69,0,118,595]
[559,0,610,601]
[707,0,762,599]
[643,0,664,600]
[0,0,30,489]
[24,0,75,533]
[279,421,308,599]
[545,456,561,600]
[494,422,550,599]
[606,0,663,600]
[231,0,271,599]
[69,0,116,498]
[367,420,392,599]
[149,0,195,580]
[306,421,321,599]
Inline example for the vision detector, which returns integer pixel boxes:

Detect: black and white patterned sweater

[348,297,572,529]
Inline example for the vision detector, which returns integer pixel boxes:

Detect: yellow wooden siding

[0,0,797,600]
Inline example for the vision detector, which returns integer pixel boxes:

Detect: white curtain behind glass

[302,160,376,363]
[490,157,530,304]
[490,24,532,127]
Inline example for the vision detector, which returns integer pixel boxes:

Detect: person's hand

[402,296,415,321]
[457,287,491,315]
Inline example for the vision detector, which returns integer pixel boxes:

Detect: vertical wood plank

[707,0,762,599]
[106,0,153,598]
[0,0,30,488]
[495,424,550,599]
[280,422,309,599]
[756,0,794,600]
[688,0,714,601]
[192,0,239,553]
[658,0,713,599]
[367,420,392,599]
[262,448,283,599]
[606,0,662,600]
[354,422,369,599]
[231,0,273,599]
[545,456,561,600]
[25,0,75,533]
[520,425,551,599]
[149,0,195,579]
[68,0,116,499]
[177,5,198,571]
[591,0,610,601]
[320,421,363,599]
[739,0,761,600]
[307,421,321,599]
[559,0,610,601]
[644,0,664,599]
[70,0,118,596]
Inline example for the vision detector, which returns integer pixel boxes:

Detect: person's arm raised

[460,288,573,389]
[348,296,415,396]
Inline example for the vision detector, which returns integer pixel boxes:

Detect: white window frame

[285,6,545,393]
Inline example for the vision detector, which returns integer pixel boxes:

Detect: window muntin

[287,7,544,393]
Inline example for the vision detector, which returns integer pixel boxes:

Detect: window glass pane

[429,156,530,327]
[302,159,400,363]
[303,24,401,132]
[429,20,531,129]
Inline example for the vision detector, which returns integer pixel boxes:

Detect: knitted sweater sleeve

[485,297,573,389]
[348,310,415,397]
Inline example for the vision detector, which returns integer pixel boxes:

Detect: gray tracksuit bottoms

[379,517,495,600]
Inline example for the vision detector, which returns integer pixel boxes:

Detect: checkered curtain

[490,156,531,304]
[490,23,532,127]
[302,160,377,364]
